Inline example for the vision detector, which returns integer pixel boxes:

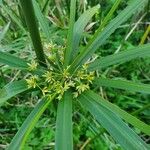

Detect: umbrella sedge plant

[0,0,150,149]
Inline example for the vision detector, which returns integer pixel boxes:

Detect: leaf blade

[19,0,46,67]
[0,80,28,106]
[70,0,147,70]
[32,0,51,42]
[55,90,73,150]
[87,91,150,135]
[93,78,150,94]
[7,96,55,150]
[0,51,28,70]
[64,0,76,67]
[0,22,10,42]
[72,5,100,58]
[78,91,149,150]
[89,44,150,71]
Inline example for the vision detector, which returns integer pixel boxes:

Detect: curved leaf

[89,44,150,71]
[55,90,73,150]
[0,80,28,106]
[72,5,100,58]
[7,96,55,150]
[78,91,149,150]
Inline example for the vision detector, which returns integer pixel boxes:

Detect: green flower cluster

[44,41,65,64]
[26,42,95,100]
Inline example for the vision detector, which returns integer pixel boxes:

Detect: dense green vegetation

[0,0,150,149]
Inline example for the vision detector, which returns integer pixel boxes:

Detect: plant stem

[19,0,46,67]
[132,103,150,116]
[140,25,150,45]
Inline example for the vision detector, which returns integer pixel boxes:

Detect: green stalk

[19,0,46,67]
[132,103,150,116]
[140,25,150,45]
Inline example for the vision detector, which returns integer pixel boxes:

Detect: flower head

[27,60,38,71]
[62,66,70,79]
[85,72,95,83]
[42,87,49,96]
[77,70,85,80]
[43,71,53,82]
[73,92,78,98]
[26,75,38,88]
[76,83,89,94]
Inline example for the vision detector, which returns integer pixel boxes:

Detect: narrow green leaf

[0,51,45,75]
[0,22,10,42]
[7,96,55,150]
[70,0,147,71]
[93,78,150,94]
[78,91,149,150]
[0,51,28,69]
[32,0,51,42]
[55,90,73,150]
[64,0,76,67]
[97,0,121,32]
[42,0,51,15]
[89,44,150,71]
[132,103,150,115]
[19,0,46,67]
[87,91,150,135]
[0,80,28,106]
[72,5,100,58]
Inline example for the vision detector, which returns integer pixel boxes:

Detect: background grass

[0,0,149,149]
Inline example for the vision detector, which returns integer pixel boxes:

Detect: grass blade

[55,90,73,150]
[7,95,55,150]
[140,25,150,45]
[0,51,45,75]
[93,78,150,94]
[0,22,10,42]
[70,0,147,71]
[19,0,46,67]
[88,44,150,71]
[72,5,100,58]
[64,0,76,67]
[32,0,51,42]
[87,91,150,135]
[78,91,149,150]
[96,0,121,33]
[0,80,28,106]
[0,51,28,70]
